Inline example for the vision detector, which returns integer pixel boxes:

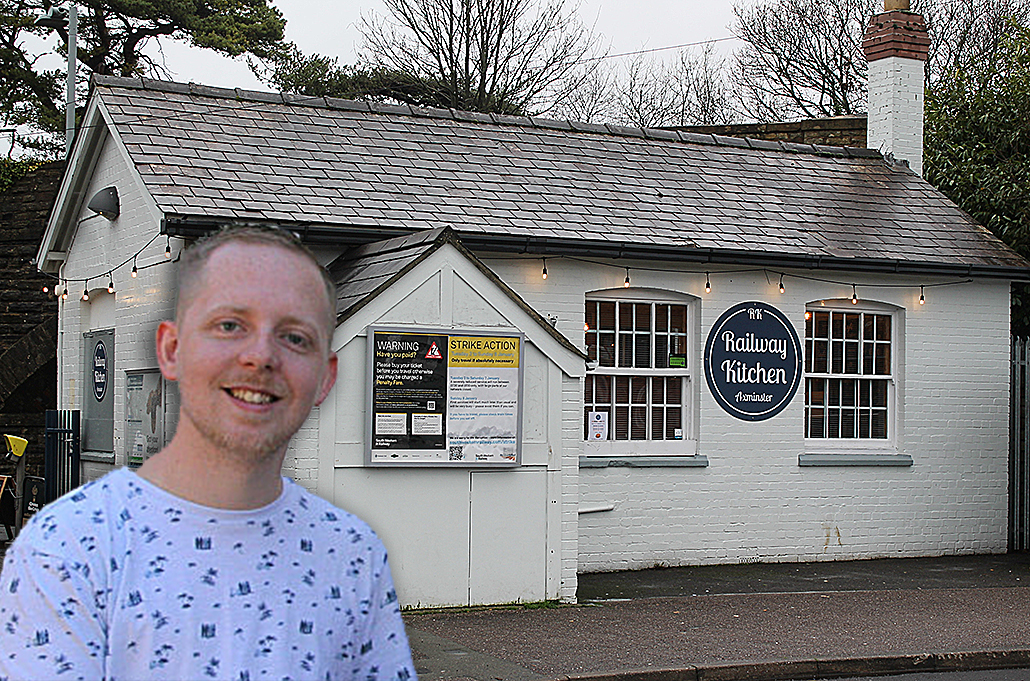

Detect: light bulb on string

[541,258,547,280]
[852,284,858,304]
[60,281,68,301]
[42,284,49,294]
[705,272,711,294]
[779,274,785,294]
[624,268,631,288]
[131,257,138,278]
[919,286,925,305]
[82,281,89,302]
[165,236,172,259]
[107,273,115,294]
[584,322,590,332]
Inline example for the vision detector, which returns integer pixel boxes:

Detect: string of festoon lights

[511,255,974,308]
[40,233,180,301]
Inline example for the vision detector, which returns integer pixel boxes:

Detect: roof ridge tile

[92,75,875,164]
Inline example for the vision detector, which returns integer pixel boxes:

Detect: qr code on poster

[449,446,464,461]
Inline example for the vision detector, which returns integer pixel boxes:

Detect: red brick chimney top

[863,10,930,62]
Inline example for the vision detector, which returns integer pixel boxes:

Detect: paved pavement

[402,553,1030,681]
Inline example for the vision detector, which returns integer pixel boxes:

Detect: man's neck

[137,433,286,510]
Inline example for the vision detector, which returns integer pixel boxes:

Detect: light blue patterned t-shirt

[0,468,417,681]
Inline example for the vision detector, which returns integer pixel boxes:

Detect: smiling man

[0,227,417,680]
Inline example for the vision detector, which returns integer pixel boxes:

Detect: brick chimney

[862,0,930,175]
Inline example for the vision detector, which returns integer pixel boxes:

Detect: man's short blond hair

[175,226,338,343]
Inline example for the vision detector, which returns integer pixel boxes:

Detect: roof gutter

[160,216,1030,282]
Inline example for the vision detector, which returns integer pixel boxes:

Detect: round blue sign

[704,301,802,421]
[93,340,108,402]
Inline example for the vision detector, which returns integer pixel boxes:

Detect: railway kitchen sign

[704,301,802,421]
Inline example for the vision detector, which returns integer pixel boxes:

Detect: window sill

[799,453,912,467]
[81,451,116,464]
[580,455,709,468]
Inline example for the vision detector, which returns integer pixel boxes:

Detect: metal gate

[44,410,80,503]
[1011,338,1030,551]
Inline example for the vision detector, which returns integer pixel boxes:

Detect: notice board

[366,327,523,466]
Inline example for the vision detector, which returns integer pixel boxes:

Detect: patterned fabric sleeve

[0,538,107,681]
[354,542,417,681]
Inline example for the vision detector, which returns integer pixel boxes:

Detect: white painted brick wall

[59,137,319,488]
[486,255,1011,572]
[867,55,925,176]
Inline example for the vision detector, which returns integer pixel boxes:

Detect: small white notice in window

[375,413,407,435]
[412,413,443,435]
[674,428,683,440]
[589,411,608,440]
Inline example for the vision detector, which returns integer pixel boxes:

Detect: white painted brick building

[36,8,1028,606]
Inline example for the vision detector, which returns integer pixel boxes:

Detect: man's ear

[156,320,181,381]
[314,351,338,407]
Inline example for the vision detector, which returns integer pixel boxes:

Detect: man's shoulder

[6,468,137,564]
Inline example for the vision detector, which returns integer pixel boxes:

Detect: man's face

[156,241,338,463]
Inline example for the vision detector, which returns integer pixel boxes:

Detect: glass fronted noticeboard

[366,327,523,467]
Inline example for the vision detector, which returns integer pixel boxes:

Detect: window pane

[871,410,887,438]
[652,378,665,403]
[808,378,825,406]
[635,304,650,331]
[831,312,844,339]
[598,302,615,330]
[859,410,870,438]
[844,313,860,340]
[814,340,828,373]
[585,303,597,331]
[875,344,890,375]
[584,375,593,403]
[841,409,855,438]
[631,377,647,404]
[805,339,813,372]
[618,334,634,367]
[598,333,615,366]
[656,304,668,332]
[655,335,669,368]
[615,376,630,404]
[615,406,629,440]
[828,379,840,406]
[814,311,829,338]
[875,315,891,341]
[631,407,647,439]
[809,407,825,437]
[635,334,651,368]
[841,379,856,406]
[872,380,887,407]
[863,343,873,375]
[669,305,687,335]
[828,408,840,438]
[844,342,859,374]
[619,302,633,330]
[864,314,874,340]
[595,375,611,404]
[666,407,682,439]
[831,340,843,373]
[652,407,664,441]
[667,377,681,404]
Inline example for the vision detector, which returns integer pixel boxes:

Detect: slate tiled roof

[92,75,1028,277]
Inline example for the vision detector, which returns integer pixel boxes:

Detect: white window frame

[583,288,698,456]
[803,299,901,455]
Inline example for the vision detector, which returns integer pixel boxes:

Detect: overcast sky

[159,1,740,91]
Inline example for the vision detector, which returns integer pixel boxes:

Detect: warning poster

[367,327,523,466]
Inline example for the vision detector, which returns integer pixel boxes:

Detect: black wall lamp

[87,186,119,220]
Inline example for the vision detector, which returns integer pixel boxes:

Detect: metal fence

[44,410,80,504]
[1011,338,1030,551]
